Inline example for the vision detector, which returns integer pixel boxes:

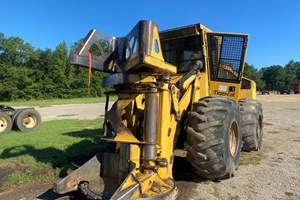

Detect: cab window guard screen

[207,33,248,83]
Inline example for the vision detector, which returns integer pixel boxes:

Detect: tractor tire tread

[239,98,263,151]
[185,97,242,180]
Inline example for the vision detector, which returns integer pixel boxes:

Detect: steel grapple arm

[70,20,176,75]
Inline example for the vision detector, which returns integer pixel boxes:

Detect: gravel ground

[0,94,299,200]
[35,103,106,121]
[177,94,300,200]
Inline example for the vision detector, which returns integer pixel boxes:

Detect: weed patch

[239,152,264,165]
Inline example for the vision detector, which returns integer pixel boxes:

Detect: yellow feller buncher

[54,20,263,199]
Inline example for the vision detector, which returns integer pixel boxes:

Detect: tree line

[0,33,109,101]
[0,32,300,101]
[244,61,300,91]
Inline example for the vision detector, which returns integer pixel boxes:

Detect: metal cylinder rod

[142,86,158,173]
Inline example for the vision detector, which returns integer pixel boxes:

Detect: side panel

[209,81,241,101]
[193,71,209,102]
[239,78,257,99]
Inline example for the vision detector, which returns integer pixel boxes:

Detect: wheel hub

[22,115,37,129]
[256,117,262,140]
[0,117,7,132]
[229,121,238,157]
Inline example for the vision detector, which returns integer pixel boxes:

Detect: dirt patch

[0,181,79,200]
[0,163,27,189]
[31,168,53,176]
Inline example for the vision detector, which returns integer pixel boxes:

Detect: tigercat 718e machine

[54,20,263,199]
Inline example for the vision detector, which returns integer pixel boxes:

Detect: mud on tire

[185,97,242,180]
[239,99,263,151]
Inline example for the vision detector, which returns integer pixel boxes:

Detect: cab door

[206,33,248,101]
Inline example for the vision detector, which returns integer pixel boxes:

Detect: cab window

[161,35,204,73]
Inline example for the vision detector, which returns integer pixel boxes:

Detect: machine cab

[159,24,252,100]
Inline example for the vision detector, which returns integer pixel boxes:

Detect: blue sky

[1,0,299,69]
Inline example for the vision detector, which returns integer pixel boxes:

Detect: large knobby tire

[0,112,13,134]
[185,97,242,180]
[14,109,42,132]
[239,99,263,151]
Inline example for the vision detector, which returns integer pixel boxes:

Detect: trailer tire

[185,97,242,180]
[239,99,263,151]
[0,112,13,134]
[12,109,23,122]
[15,109,41,132]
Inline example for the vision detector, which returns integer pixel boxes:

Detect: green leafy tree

[26,49,54,99]
[284,60,297,88]
[243,62,266,90]
[261,65,285,90]
[0,34,33,67]
[244,63,257,80]
[0,64,33,101]
[47,41,69,98]
[0,33,35,100]
[297,66,300,81]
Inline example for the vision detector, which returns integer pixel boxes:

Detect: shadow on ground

[173,156,207,182]
[0,128,207,199]
[0,128,105,175]
[37,189,85,200]
[0,128,108,199]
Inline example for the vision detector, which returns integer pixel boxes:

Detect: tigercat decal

[214,90,235,97]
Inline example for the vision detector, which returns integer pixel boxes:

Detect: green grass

[231,195,241,200]
[0,96,117,107]
[0,118,106,187]
[239,152,264,165]
[4,170,55,187]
